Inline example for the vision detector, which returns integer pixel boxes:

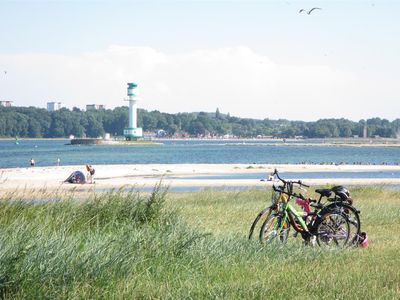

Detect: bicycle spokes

[316,213,350,249]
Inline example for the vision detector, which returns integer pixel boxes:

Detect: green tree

[86,115,105,137]
[215,108,221,120]
[28,119,42,137]
[188,121,206,135]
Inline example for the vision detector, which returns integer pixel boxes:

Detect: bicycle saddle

[315,188,332,197]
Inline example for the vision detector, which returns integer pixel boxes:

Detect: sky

[0,0,399,121]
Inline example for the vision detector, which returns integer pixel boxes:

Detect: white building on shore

[47,102,62,112]
[0,100,13,107]
[86,104,106,111]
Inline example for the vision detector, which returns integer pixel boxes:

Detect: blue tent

[64,171,86,184]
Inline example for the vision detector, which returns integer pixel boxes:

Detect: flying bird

[299,7,322,14]
[307,7,322,14]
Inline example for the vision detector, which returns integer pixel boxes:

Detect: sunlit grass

[0,185,399,299]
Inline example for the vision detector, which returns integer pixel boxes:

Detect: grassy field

[0,185,399,299]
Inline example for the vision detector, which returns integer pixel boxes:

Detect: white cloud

[0,46,397,120]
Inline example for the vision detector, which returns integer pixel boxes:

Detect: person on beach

[86,164,95,184]
[57,158,61,166]
[30,158,35,167]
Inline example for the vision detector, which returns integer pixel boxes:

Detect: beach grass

[0,185,399,299]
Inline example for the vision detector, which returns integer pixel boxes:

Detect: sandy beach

[1,163,400,193]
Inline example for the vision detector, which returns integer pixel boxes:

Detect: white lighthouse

[123,82,143,140]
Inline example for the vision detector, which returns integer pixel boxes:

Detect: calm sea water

[1,139,400,168]
[168,171,400,180]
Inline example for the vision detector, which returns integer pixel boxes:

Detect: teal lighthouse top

[127,83,138,97]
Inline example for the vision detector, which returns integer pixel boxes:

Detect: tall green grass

[0,185,399,299]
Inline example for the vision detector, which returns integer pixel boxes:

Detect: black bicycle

[308,186,361,244]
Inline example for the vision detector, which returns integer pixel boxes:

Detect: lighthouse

[123,83,143,140]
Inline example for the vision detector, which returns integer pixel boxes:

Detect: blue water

[1,139,400,168]
[167,171,400,180]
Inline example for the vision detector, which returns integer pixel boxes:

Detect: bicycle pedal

[293,232,298,238]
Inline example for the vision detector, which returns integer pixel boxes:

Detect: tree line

[0,106,399,139]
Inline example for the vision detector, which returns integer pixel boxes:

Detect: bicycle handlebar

[271,169,310,188]
[273,185,317,203]
[273,185,304,199]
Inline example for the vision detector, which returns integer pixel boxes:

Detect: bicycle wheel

[315,212,350,249]
[248,207,272,240]
[259,213,290,245]
[324,203,361,245]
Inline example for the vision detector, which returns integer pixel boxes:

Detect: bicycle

[248,188,279,240]
[259,169,352,249]
[248,171,305,240]
[308,186,361,245]
[248,172,291,240]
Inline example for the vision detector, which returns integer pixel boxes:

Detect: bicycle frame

[278,199,309,235]
[269,173,310,235]
[287,203,309,232]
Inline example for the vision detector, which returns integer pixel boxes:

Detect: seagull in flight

[299,7,322,14]
[308,7,322,14]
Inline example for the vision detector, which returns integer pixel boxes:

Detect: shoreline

[1,163,400,193]
[2,137,400,148]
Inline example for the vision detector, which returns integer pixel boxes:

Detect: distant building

[47,102,62,112]
[363,124,368,138]
[0,101,13,107]
[86,104,105,111]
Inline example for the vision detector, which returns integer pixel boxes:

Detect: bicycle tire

[248,207,272,240]
[321,203,361,245]
[315,211,351,249]
[259,213,290,245]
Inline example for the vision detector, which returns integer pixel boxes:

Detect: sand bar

[1,164,400,193]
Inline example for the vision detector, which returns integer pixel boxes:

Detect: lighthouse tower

[123,83,143,140]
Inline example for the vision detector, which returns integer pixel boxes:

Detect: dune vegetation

[0,185,399,299]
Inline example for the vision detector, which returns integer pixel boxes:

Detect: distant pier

[69,138,159,145]
[70,138,103,145]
